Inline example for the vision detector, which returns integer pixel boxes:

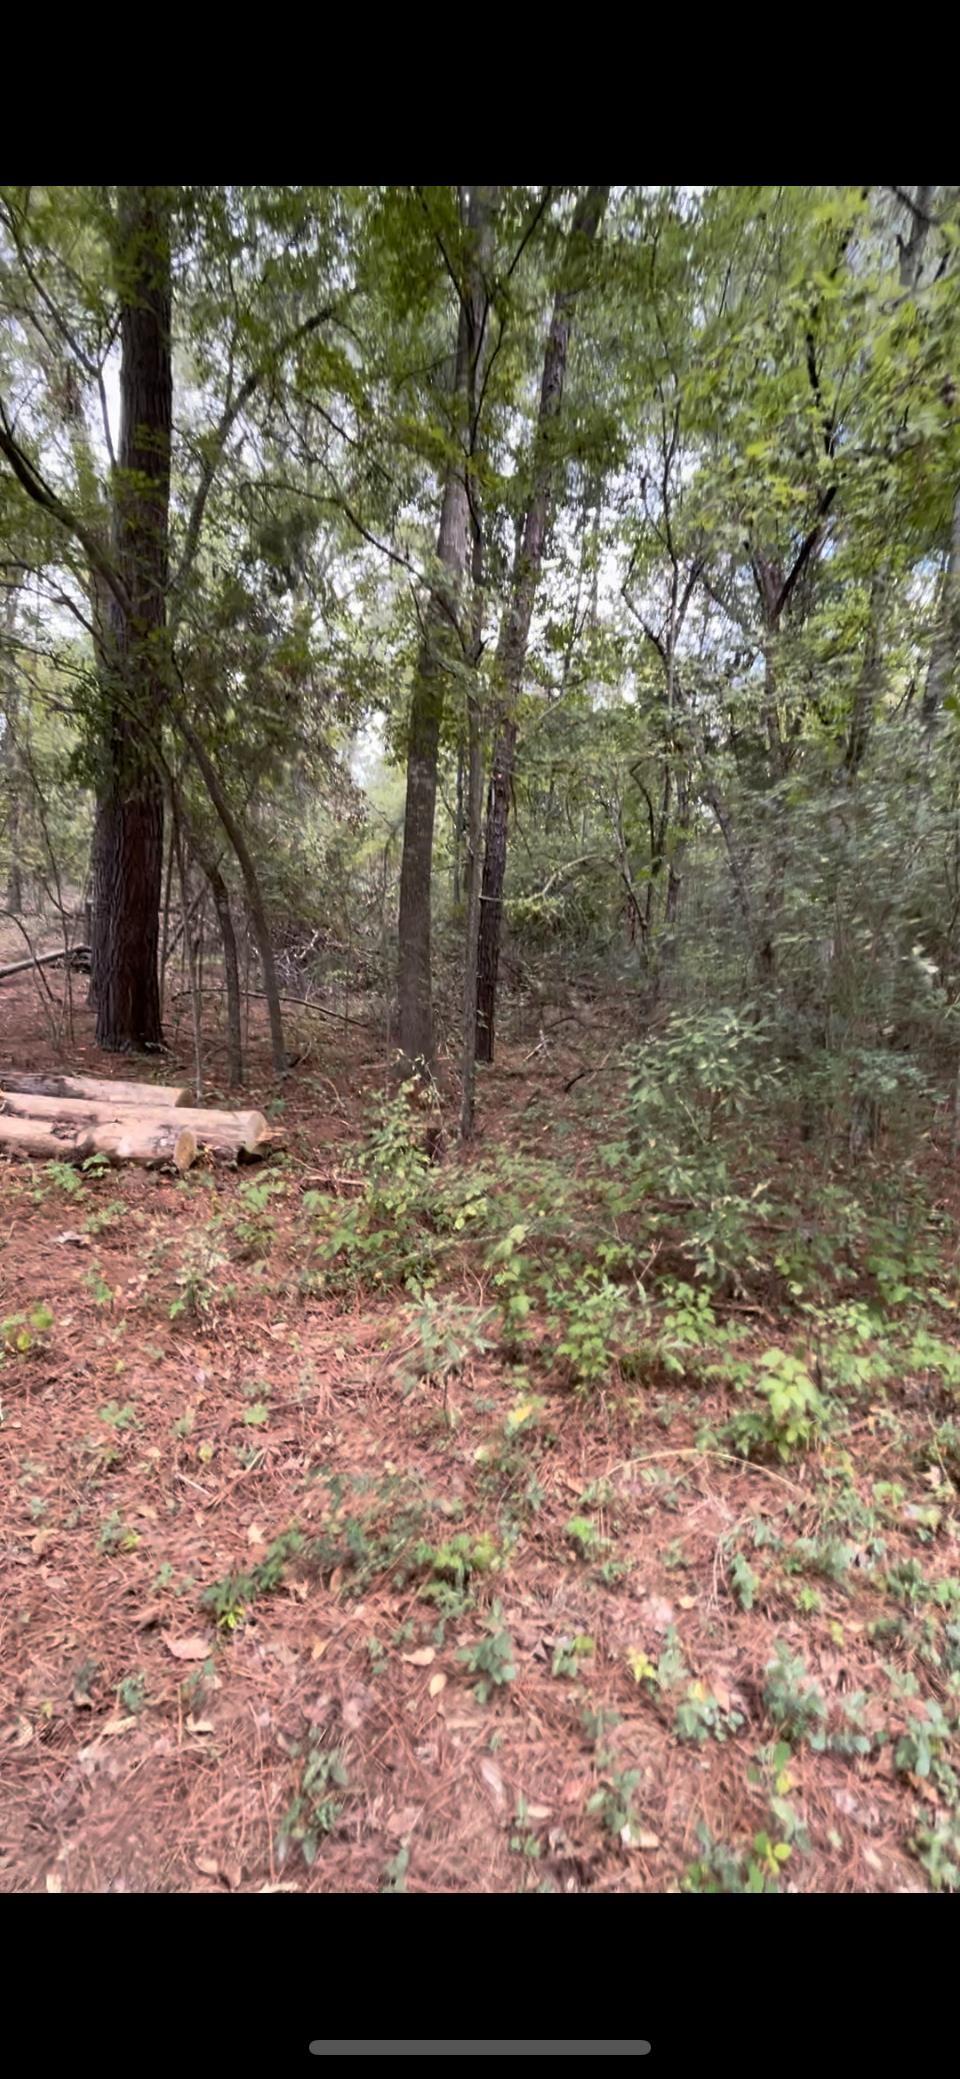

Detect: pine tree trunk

[94,188,172,1053]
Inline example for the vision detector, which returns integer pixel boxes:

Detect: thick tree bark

[94,188,172,1052]
[475,185,608,1062]
[397,186,494,1074]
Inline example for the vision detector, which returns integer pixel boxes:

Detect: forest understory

[3,963,960,1897]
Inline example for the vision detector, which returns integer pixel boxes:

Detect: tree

[396,186,496,1073]
[88,185,172,1049]
[474,186,609,1063]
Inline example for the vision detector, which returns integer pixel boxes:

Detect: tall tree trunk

[397,186,492,1073]
[94,188,171,1052]
[475,185,608,1063]
[459,524,488,1140]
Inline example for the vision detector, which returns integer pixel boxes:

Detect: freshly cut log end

[0,1113,196,1171]
[0,1072,189,1108]
[172,1105,269,1156]
[96,1121,197,1172]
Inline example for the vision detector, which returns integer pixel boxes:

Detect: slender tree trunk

[922,489,960,730]
[177,714,286,1073]
[172,803,203,1101]
[453,743,464,908]
[397,186,493,1073]
[459,520,488,1140]
[475,185,608,1063]
[94,188,171,1052]
[475,715,516,1060]
[844,572,887,776]
[204,856,243,1087]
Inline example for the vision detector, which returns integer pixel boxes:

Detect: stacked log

[0,1071,189,1106]
[0,1111,197,1172]
[0,1073,278,1171]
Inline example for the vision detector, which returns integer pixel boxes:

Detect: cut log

[0,1071,190,1107]
[0,1112,196,1171]
[0,1090,271,1161]
[167,1104,271,1157]
[0,946,91,982]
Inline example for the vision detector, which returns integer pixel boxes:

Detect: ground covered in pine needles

[3,969,960,1894]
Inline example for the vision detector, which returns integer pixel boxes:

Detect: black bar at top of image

[308,2046,652,2058]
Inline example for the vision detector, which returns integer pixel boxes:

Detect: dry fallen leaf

[479,1756,505,1806]
[246,1523,266,1547]
[161,1633,211,1662]
[185,1715,215,1736]
[640,1595,675,1632]
[402,1647,436,1667]
[2,1717,33,1749]
[385,1805,421,1839]
[45,1872,63,1893]
[194,1855,221,1878]
[428,1671,447,1697]
[310,1637,331,1661]
[101,1715,137,1737]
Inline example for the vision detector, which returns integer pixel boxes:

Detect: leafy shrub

[727,1348,828,1462]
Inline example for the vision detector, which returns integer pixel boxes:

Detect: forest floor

[2,960,960,1894]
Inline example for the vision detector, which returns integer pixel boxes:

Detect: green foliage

[729,1551,760,1611]
[726,1348,829,1462]
[277,1738,349,1868]
[762,1645,827,1742]
[1,1303,53,1357]
[673,1680,745,1744]
[456,1601,517,1702]
[682,1822,788,1895]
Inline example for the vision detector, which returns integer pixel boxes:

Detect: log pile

[0,1072,279,1171]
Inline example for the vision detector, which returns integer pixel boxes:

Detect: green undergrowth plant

[1,1303,53,1358]
[277,1736,349,1867]
[456,1601,517,1702]
[724,1347,830,1462]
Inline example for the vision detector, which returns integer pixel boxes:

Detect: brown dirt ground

[1,962,957,1894]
